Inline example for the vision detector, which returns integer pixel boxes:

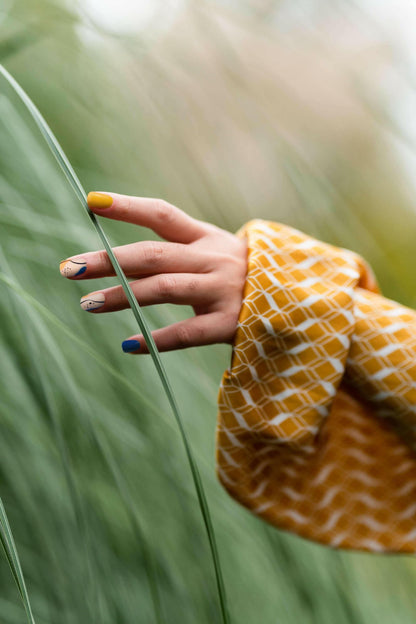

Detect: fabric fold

[216,219,416,553]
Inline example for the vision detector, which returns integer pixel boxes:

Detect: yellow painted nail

[87,192,113,209]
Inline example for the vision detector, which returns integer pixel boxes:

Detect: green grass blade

[0,264,163,622]
[92,428,164,624]
[0,63,229,623]
[0,498,36,624]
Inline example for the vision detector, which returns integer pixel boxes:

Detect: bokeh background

[1,1,416,622]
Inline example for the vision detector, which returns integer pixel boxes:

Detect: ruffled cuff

[216,219,416,553]
[219,219,370,446]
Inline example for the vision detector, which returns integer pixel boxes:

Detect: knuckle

[175,325,193,348]
[157,275,176,298]
[187,278,199,292]
[120,194,132,217]
[127,195,135,215]
[142,241,164,265]
[154,199,176,225]
[97,250,110,271]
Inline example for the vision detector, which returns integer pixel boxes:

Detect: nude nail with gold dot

[60,258,87,278]
[80,292,105,312]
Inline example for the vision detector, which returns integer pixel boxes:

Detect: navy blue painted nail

[122,339,141,353]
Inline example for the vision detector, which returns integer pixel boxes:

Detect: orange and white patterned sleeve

[216,219,416,553]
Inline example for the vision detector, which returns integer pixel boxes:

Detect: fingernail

[80,292,105,311]
[122,339,141,353]
[60,257,87,278]
[87,192,113,209]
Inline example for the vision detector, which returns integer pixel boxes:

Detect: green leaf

[0,498,36,624]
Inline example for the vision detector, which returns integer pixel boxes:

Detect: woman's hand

[59,192,248,354]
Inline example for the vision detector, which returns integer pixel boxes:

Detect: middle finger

[60,241,209,280]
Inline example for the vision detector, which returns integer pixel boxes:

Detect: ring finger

[79,273,216,312]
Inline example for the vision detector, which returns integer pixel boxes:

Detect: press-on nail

[80,292,105,312]
[60,258,87,278]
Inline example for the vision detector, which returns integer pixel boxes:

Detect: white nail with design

[60,257,87,278]
[80,292,105,312]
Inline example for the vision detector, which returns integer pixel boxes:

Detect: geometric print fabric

[216,220,416,552]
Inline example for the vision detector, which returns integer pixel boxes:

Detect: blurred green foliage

[2,1,416,623]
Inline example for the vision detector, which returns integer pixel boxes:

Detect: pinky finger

[121,313,226,354]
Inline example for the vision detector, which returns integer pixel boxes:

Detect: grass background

[2,1,416,622]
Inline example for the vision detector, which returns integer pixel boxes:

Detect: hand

[59,192,248,354]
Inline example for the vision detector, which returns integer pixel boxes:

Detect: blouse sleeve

[216,219,416,553]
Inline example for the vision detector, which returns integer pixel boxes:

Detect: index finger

[87,192,207,244]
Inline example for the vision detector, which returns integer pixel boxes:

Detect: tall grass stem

[0,63,229,624]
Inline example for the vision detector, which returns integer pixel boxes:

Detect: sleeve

[216,219,416,553]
